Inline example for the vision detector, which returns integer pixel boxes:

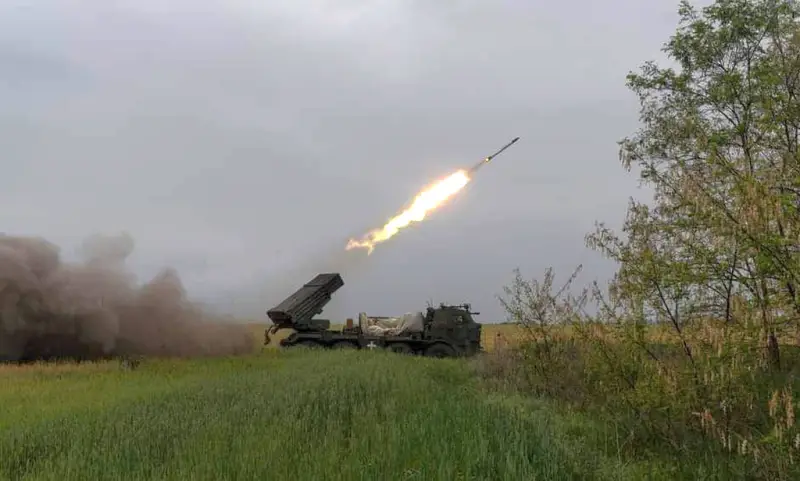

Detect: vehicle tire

[296,340,322,349]
[387,343,414,355]
[424,343,456,358]
[332,341,357,350]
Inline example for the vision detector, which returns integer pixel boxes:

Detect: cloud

[1,0,678,322]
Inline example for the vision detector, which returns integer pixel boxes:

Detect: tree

[587,0,800,368]
[496,2,800,471]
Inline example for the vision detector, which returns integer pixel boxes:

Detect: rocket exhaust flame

[346,137,520,255]
[346,170,472,254]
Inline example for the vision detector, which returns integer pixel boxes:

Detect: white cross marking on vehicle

[366,341,377,350]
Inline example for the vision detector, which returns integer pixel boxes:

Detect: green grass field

[0,348,739,481]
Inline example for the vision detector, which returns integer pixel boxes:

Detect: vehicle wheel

[296,340,322,349]
[332,341,357,350]
[424,343,456,358]
[388,343,414,355]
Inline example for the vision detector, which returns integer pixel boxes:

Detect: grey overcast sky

[1,0,694,322]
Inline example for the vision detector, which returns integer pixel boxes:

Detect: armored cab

[422,303,483,356]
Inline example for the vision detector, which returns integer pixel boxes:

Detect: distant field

[0,348,722,481]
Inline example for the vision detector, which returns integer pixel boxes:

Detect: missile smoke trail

[346,137,520,254]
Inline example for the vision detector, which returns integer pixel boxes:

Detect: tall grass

[482,267,800,481]
[0,349,730,481]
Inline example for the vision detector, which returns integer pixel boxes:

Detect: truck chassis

[264,273,482,358]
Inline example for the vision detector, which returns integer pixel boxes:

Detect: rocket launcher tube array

[266,273,344,329]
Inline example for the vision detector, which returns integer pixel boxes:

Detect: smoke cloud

[0,232,256,362]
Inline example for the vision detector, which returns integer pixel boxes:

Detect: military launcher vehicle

[264,273,483,357]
